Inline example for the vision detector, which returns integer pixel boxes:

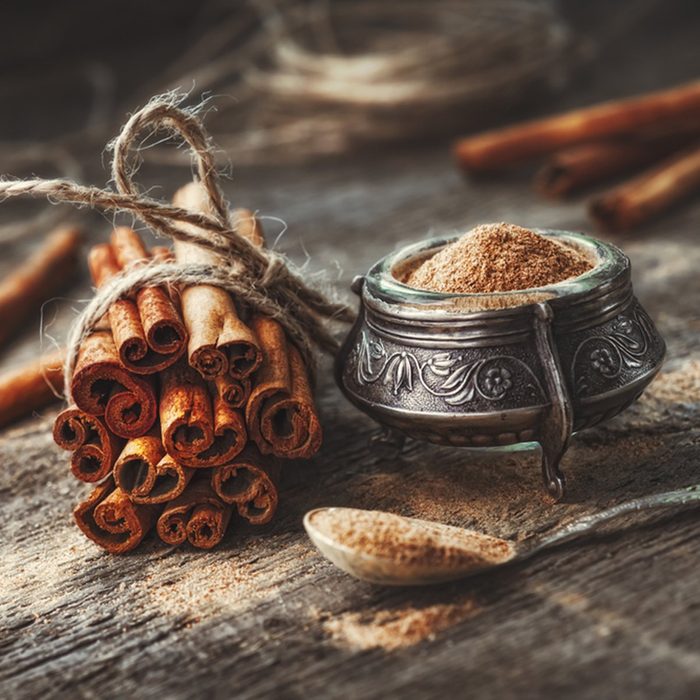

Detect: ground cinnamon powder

[310,508,513,569]
[405,222,593,293]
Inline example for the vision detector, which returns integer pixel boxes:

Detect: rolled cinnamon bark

[113,432,194,504]
[71,324,157,438]
[246,318,322,458]
[172,183,262,380]
[534,136,692,197]
[234,209,323,459]
[211,445,280,525]
[214,373,251,409]
[74,477,159,554]
[54,407,124,482]
[454,80,700,172]
[157,476,233,549]
[159,361,246,467]
[589,145,700,232]
[0,227,81,349]
[187,389,247,467]
[159,360,214,459]
[151,246,173,260]
[88,237,186,374]
[0,349,64,428]
[111,227,187,363]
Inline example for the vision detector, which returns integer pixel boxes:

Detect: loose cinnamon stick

[113,432,194,504]
[74,477,159,554]
[157,476,233,549]
[211,445,280,525]
[71,324,157,438]
[54,407,124,482]
[0,349,64,428]
[88,237,186,374]
[534,136,693,197]
[589,145,700,232]
[0,227,81,349]
[172,183,262,380]
[159,361,246,467]
[214,373,251,409]
[234,209,322,459]
[454,80,700,171]
[111,227,187,364]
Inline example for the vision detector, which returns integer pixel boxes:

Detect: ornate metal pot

[335,230,665,500]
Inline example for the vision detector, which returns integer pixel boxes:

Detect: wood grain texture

[1,4,700,699]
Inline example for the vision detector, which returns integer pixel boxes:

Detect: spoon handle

[528,485,700,555]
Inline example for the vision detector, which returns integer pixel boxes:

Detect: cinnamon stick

[534,136,693,198]
[454,80,700,172]
[74,477,159,554]
[246,318,322,458]
[113,432,194,504]
[234,209,322,459]
[156,476,233,549]
[214,373,251,409]
[151,246,173,260]
[71,323,157,438]
[189,388,247,467]
[589,145,700,232]
[172,183,262,380]
[159,360,214,459]
[54,407,124,482]
[0,349,63,428]
[0,227,81,349]
[88,237,186,374]
[111,227,187,366]
[211,445,280,525]
[159,361,246,467]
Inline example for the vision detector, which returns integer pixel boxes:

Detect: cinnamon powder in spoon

[405,223,593,293]
[310,508,514,568]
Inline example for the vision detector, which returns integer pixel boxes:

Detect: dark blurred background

[1,0,698,163]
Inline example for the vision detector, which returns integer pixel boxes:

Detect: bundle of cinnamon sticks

[54,182,321,553]
[454,80,700,232]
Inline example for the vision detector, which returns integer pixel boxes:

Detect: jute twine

[0,93,357,399]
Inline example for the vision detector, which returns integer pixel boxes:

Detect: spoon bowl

[303,507,516,586]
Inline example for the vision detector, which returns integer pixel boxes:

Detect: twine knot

[259,252,288,288]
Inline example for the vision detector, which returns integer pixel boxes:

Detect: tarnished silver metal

[335,230,666,500]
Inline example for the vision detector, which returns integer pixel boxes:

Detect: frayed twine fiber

[0,92,356,399]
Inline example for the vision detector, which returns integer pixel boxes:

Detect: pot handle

[534,302,573,501]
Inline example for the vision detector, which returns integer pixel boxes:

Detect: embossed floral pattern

[572,307,656,397]
[383,352,413,395]
[612,316,634,335]
[354,331,544,406]
[589,347,617,376]
[480,366,513,398]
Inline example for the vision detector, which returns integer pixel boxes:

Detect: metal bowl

[335,230,665,500]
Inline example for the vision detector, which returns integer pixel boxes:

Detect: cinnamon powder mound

[405,222,593,293]
[310,508,513,568]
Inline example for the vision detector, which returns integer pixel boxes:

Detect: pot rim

[366,229,629,310]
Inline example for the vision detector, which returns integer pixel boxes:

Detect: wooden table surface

[1,4,700,698]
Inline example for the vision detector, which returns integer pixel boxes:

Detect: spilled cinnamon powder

[405,222,593,293]
[310,508,514,569]
[322,598,479,651]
